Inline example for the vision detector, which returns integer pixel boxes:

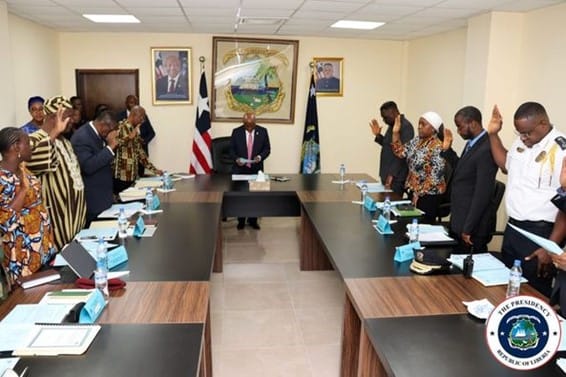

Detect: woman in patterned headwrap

[391,111,453,224]
[0,127,56,283]
[27,96,87,249]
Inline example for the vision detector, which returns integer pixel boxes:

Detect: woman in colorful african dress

[0,127,56,283]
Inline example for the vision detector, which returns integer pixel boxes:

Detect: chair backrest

[211,136,233,174]
[486,180,506,242]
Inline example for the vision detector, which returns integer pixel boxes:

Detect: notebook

[61,241,97,279]
[16,269,61,289]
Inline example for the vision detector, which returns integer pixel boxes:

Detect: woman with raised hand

[0,127,56,283]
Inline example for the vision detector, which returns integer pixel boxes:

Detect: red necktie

[168,79,175,93]
[246,132,253,168]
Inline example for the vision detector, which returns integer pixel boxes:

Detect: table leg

[357,326,388,377]
[213,220,223,273]
[341,292,361,377]
[300,206,333,271]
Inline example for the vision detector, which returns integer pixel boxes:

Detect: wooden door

[75,69,139,120]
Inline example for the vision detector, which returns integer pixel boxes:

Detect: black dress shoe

[248,222,260,230]
[237,222,245,230]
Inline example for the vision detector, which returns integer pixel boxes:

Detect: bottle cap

[513,259,521,266]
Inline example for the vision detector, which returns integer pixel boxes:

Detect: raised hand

[487,105,503,135]
[369,119,382,136]
[392,115,401,134]
[442,128,453,151]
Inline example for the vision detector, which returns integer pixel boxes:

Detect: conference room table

[1,173,556,376]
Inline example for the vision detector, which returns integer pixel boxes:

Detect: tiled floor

[211,217,344,377]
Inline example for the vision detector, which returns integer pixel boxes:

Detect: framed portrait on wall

[212,36,299,123]
[313,57,343,97]
[151,47,192,105]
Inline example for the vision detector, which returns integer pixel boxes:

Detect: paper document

[75,227,118,241]
[448,253,528,287]
[39,290,95,305]
[0,304,72,325]
[509,223,564,255]
[172,173,194,180]
[232,174,257,181]
[355,182,390,193]
[134,180,162,189]
[14,324,101,356]
[0,324,35,352]
[119,187,146,202]
[98,202,144,218]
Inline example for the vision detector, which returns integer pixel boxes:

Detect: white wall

[8,13,60,126]
[58,33,406,177]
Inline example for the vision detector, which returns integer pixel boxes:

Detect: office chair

[211,136,233,174]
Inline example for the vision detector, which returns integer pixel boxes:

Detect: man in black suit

[448,106,498,252]
[71,110,118,224]
[230,112,271,230]
[156,54,188,100]
[117,94,156,176]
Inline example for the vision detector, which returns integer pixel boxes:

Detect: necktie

[246,132,253,168]
[462,142,471,157]
[168,79,175,93]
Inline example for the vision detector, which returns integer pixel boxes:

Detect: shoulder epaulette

[555,136,566,150]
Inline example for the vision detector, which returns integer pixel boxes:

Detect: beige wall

[404,27,468,152]
[8,13,60,126]
[0,2,15,126]
[58,33,406,176]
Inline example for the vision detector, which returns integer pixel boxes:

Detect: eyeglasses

[514,122,542,138]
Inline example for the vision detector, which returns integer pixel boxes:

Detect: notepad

[16,269,61,289]
[13,324,101,356]
[448,253,528,287]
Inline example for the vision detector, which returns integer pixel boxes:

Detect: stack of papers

[404,224,455,244]
[448,253,528,287]
[171,172,195,180]
[232,174,257,181]
[119,187,147,202]
[75,227,118,242]
[134,176,163,189]
[392,206,425,217]
[98,202,144,218]
[355,182,390,193]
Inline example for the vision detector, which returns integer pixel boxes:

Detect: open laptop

[60,240,97,278]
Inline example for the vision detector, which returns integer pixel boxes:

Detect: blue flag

[300,75,320,174]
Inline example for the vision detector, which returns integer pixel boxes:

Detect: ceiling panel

[5,0,565,40]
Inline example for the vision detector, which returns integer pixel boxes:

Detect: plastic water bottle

[94,238,109,301]
[382,196,391,221]
[409,218,419,243]
[145,188,154,210]
[339,164,345,182]
[361,183,368,202]
[117,207,128,238]
[506,259,522,298]
[162,171,172,190]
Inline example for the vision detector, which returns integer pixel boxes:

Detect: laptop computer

[61,240,97,279]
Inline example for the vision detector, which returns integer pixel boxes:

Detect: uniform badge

[554,136,566,150]
[516,147,525,153]
[535,151,547,163]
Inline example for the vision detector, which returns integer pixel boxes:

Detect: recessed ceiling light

[83,14,140,23]
[331,20,384,30]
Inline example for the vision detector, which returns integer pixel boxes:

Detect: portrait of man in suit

[152,49,191,103]
[315,60,342,94]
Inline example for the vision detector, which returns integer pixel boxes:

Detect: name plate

[151,194,161,210]
[79,289,107,324]
[375,215,393,235]
[364,195,377,211]
[394,241,421,262]
[133,216,146,237]
[107,246,128,269]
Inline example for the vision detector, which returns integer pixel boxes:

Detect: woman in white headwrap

[391,111,453,223]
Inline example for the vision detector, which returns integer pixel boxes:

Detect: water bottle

[409,218,419,243]
[94,238,109,301]
[162,171,172,190]
[117,207,128,238]
[339,164,345,182]
[145,188,154,210]
[361,182,368,202]
[506,259,522,298]
[382,196,391,221]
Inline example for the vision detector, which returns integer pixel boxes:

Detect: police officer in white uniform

[488,102,566,296]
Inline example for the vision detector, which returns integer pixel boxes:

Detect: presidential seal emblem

[486,295,561,370]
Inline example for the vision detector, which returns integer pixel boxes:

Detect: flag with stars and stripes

[300,74,320,174]
[189,71,213,174]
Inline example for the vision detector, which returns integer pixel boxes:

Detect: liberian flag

[189,72,212,174]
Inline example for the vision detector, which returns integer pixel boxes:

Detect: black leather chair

[211,136,233,174]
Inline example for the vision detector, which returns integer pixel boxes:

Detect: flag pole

[199,56,205,73]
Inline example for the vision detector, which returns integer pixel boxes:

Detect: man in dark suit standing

[230,112,271,230]
[449,106,498,252]
[71,110,118,224]
[156,54,188,100]
[117,94,156,176]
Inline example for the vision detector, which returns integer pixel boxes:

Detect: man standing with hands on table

[230,112,271,230]
[488,102,566,297]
